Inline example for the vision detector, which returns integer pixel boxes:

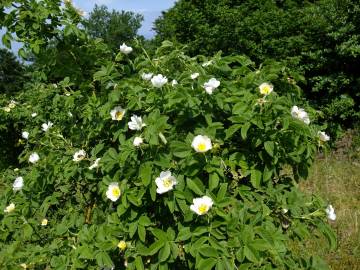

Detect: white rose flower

[29,152,40,164]
[191,135,212,153]
[151,74,168,88]
[191,73,199,79]
[106,182,121,202]
[128,115,146,131]
[202,60,213,67]
[4,203,15,213]
[133,137,143,147]
[203,78,220,94]
[8,100,16,109]
[190,196,213,215]
[259,82,274,95]
[110,106,126,121]
[141,73,153,81]
[4,106,11,112]
[41,121,53,132]
[171,79,178,86]
[119,43,133,54]
[31,112,37,117]
[68,112,73,117]
[41,218,48,226]
[291,106,310,125]
[318,131,330,142]
[13,177,24,191]
[73,150,86,162]
[89,158,101,170]
[155,171,177,194]
[325,205,336,221]
[22,131,29,140]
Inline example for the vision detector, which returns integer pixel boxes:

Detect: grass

[299,154,360,269]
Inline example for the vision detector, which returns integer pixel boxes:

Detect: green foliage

[0,1,335,269]
[0,49,26,95]
[154,0,360,131]
[84,4,144,51]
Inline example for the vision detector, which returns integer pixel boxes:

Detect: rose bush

[0,1,335,269]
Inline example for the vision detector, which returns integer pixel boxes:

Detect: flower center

[163,178,173,188]
[197,143,207,152]
[112,187,120,198]
[198,204,208,215]
[115,111,124,120]
[263,86,270,94]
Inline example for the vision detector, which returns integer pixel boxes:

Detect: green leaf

[241,122,251,140]
[171,141,191,158]
[209,173,220,191]
[139,162,152,186]
[95,251,113,267]
[187,178,204,195]
[199,246,218,258]
[197,258,217,270]
[225,124,242,140]
[250,169,262,188]
[176,227,191,241]
[146,241,165,256]
[159,242,171,262]
[135,256,144,270]
[264,141,274,157]
[244,245,260,263]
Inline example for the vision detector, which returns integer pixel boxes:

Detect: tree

[0,48,25,95]
[154,0,360,131]
[84,5,144,51]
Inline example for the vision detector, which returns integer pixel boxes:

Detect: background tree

[0,48,26,95]
[84,4,144,51]
[154,0,360,134]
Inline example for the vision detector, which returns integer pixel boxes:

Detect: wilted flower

[4,203,15,213]
[106,182,121,202]
[29,152,40,164]
[117,240,127,251]
[325,205,336,221]
[133,137,143,147]
[191,135,212,153]
[171,79,178,86]
[191,73,199,79]
[203,78,220,94]
[151,74,168,88]
[13,177,24,191]
[110,106,126,121]
[190,196,213,215]
[291,106,310,125]
[141,73,153,81]
[41,121,53,132]
[318,131,330,142]
[22,131,29,140]
[128,115,146,131]
[89,158,101,170]
[31,112,37,117]
[119,43,133,54]
[155,171,177,194]
[73,150,86,162]
[259,82,273,96]
[41,218,48,226]
[20,263,27,269]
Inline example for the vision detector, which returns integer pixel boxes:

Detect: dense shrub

[1,1,335,269]
[154,0,360,131]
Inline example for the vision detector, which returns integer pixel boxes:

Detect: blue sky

[1,0,176,53]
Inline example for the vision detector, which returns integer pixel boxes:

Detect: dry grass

[299,154,360,270]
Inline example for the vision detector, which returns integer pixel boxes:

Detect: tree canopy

[84,4,144,51]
